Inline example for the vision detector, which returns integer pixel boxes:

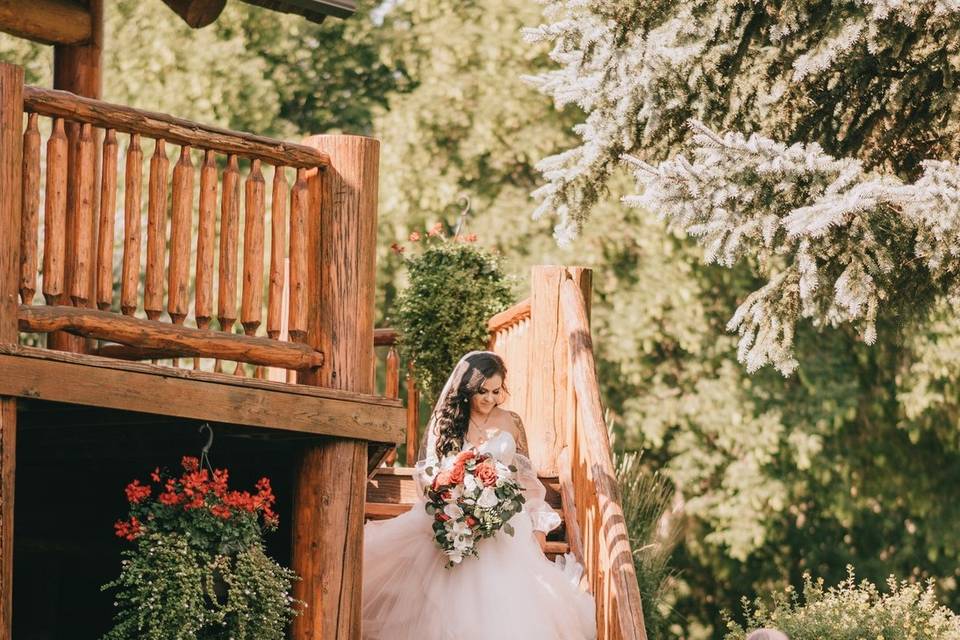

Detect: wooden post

[0,61,23,640]
[49,0,101,353]
[292,135,379,640]
[528,266,591,476]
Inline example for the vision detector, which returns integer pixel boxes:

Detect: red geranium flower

[124,479,151,504]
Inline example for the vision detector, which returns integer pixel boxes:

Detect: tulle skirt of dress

[362,503,596,640]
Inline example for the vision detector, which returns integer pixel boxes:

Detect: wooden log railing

[558,271,647,640]
[15,85,328,376]
[487,267,647,640]
[373,327,419,466]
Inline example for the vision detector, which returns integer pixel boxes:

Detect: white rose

[463,473,479,492]
[477,486,499,509]
[443,503,463,520]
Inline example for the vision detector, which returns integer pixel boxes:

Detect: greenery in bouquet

[724,568,960,640]
[391,222,513,399]
[423,450,526,567]
[102,456,301,640]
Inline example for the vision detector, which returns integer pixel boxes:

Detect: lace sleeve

[509,413,561,534]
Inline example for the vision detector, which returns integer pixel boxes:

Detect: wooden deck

[0,344,404,443]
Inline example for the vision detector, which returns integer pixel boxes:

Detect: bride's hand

[534,530,547,551]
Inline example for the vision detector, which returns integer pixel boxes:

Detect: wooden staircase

[369,266,649,640]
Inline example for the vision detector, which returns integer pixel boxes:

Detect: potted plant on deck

[102,456,301,640]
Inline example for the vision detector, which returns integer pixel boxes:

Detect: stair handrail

[559,275,648,640]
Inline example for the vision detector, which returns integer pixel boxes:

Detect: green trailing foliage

[391,229,513,400]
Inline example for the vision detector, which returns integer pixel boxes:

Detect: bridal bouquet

[423,449,526,567]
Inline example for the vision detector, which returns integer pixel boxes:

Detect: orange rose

[434,471,453,488]
[475,462,498,487]
[449,462,466,485]
[456,450,476,464]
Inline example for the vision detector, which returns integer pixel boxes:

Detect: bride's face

[470,373,503,417]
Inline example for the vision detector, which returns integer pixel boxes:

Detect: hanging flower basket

[102,456,302,640]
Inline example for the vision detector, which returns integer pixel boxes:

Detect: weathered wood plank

[2,344,395,404]
[0,348,404,442]
[24,87,329,169]
[18,304,324,370]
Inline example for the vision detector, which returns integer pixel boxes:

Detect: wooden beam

[0,63,23,346]
[0,0,92,46]
[161,0,227,28]
[0,397,14,640]
[19,304,325,370]
[293,134,380,640]
[0,346,404,443]
[24,87,330,169]
[0,64,23,640]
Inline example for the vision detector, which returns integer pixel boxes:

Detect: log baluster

[167,145,194,366]
[216,154,240,372]
[42,118,68,306]
[268,165,288,340]
[287,167,308,342]
[69,122,96,308]
[19,112,40,304]
[405,361,419,466]
[95,128,117,310]
[240,158,265,375]
[120,133,142,316]
[194,148,217,368]
[145,137,168,321]
[383,346,401,465]
[167,145,194,324]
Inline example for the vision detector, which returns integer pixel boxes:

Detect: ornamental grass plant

[724,568,960,640]
[102,456,301,640]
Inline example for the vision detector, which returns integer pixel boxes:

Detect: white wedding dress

[362,430,597,640]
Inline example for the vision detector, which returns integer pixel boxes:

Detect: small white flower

[477,486,499,509]
[443,503,463,520]
[463,473,479,492]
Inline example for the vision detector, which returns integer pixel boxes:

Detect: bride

[362,351,596,639]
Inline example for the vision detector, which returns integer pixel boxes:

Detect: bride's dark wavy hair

[432,352,508,460]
